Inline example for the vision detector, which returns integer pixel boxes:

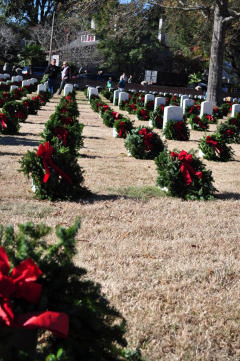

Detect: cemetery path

[0,90,240,361]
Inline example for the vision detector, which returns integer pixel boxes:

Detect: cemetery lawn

[0,91,239,361]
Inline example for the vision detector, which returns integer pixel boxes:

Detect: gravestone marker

[200,101,213,117]
[163,105,183,130]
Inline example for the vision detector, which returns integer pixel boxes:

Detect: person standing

[45,59,59,96]
[58,61,70,95]
[118,73,126,91]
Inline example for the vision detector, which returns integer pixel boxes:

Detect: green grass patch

[110,185,166,200]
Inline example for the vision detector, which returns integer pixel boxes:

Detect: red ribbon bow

[0,247,69,338]
[206,115,215,123]
[54,127,69,146]
[103,105,109,112]
[61,116,73,125]
[0,113,7,129]
[111,111,119,120]
[140,109,148,120]
[171,150,203,186]
[225,129,234,137]
[15,111,25,120]
[36,142,72,184]
[206,136,224,154]
[229,118,237,125]
[118,121,126,138]
[174,121,186,140]
[139,128,154,150]
[193,117,206,129]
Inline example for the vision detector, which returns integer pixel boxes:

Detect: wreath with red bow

[198,134,234,161]
[155,149,217,200]
[163,119,190,141]
[124,126,164,159]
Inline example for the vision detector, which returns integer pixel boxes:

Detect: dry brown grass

[0,91,239,361]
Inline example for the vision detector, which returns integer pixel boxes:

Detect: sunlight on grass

[109,185,166,200]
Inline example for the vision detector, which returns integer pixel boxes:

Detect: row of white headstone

[87,86,240,133]
[113,90,240,127]
[0,76,74,96]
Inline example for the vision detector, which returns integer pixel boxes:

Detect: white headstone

[88,86,98,99]
[200,101,213,117]
[30,78,38,84]
[11,76,18,82]
[183,98,194,113]
[180,95,189,108]
[154,97,166,110]
[10,85,18,92]
[163,106,183,130]
[231,103,240,118]
[22,80,30,87]
[144,93,155,107]
[118,91,129,106]
[3,73,10,79]
[64,83,73,96]
[15,75,23,82]
[37,84,47,94]
[113,89,120,105]
[0,74,4,79]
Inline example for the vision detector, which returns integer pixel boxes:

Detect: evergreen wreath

[113,117,134,138]
[136,94,145,107]
[119,99,129,110]
[101,88,113,101]
[99,104,111,117]
[169,95,180,106]
[219,101,231,116]
[0,83,9,92]
[56,93,79,118]
[0,97,5,107]
[149,106,164,129]
[188,114,209,131]
[227,116,240,128]
[201,113,217,124]
[136,107,150,121]
[155,149,217,200]
[19,142,88,201]
[41,113,84,155]
[145,100,154,110]
[163,119,190,140]
[184,104,200,117]
[198,134,234,161]
[2,101,28,123]
[125,103,137,114]
[124,125,165,159]
[215,122,240,144]
[0,109,20,134]
[22,98,39,115]
[90,98,103,113]
[213,106,223,120]
[102,109,122,127]
[0,219,143,361]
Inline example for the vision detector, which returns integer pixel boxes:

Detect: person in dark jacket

[45,59,59,95]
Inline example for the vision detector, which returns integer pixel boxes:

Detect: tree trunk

[207,2,228,106]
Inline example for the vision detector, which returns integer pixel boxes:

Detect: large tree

[0,0,88,25]
[93,0,168,76]
[147,0,240,104]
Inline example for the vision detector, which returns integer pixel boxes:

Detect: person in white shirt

[58,61,70,95]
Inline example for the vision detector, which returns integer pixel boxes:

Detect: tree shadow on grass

[80,154,102,159]
[0,136,39,147]
[215,192,240,200]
